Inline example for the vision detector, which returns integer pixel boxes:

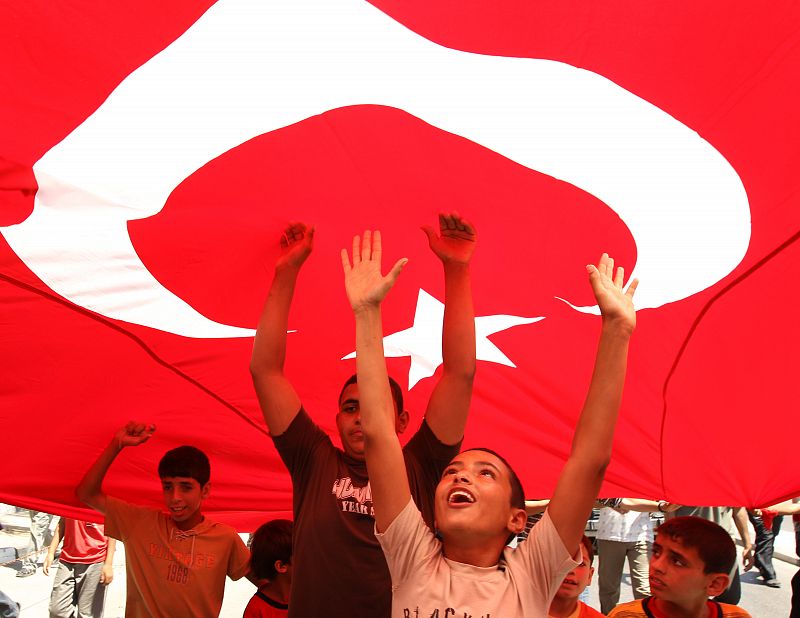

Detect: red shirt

[242,591,288,618]
[60,519,107,564]
[579,601,605,617]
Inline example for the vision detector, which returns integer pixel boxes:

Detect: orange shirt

[105,496,250,618]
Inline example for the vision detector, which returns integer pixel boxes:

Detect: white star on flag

[342,289,544,388]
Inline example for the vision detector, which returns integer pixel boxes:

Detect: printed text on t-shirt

[332,477,375,517]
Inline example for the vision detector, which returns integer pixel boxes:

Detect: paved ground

[1,510,795,616]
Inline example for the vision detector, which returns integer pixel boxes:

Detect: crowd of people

[1,216,796,617]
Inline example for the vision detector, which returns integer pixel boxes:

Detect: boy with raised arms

[250,214,476,617]
[342,229,637,617]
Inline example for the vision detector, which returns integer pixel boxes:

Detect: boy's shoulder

[608,599,752,618]
[607,599,647,617]
[715,603,752,618]
[578,601,604,617]
[195,516,242,538]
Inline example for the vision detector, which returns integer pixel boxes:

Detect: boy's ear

[201,482,211,499]
[274,559,289,574]
[395,409,410,434]
[508,507,527,535]
[706,572,730,598]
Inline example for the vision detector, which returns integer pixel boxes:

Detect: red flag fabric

[1,0,798,529]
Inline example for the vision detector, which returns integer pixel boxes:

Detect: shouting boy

[342,229,637,616]
[77,423,251,617]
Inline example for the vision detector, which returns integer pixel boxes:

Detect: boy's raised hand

[276,222,314,270]
[115,421,156,449]
[587,253,638,332]
[421,212,477,265]
[341,230,407,312]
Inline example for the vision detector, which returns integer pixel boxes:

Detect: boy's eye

[480,468,495,478]
[442,468,456,477]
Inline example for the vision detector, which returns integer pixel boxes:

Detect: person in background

[43,517,116,618]
[548,535,604,618]
[244,519,292,618]
[609,517,751,618]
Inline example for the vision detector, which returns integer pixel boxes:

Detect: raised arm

[76,422,155,514]
[616,498,681,513]
[760,500,800,515]
[547,254,638,555]
[422,213,477,445]
[250,223,313,436]
[341,230,409,532]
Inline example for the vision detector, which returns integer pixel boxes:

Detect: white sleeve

[375,498,441,586]
[506,509,580,599]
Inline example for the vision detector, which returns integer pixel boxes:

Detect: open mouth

[650,577,665,590]
[447,488,476,505]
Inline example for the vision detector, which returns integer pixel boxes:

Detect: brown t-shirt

[273,408,460,618]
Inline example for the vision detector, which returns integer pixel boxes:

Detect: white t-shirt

[596,509,654,543]
[376,499,578,617]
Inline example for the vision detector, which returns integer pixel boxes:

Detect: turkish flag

[1,0,798,528]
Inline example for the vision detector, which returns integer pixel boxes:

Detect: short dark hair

[249,519,293,580]
[339,373,404,415]
[460,448,525,510]
[580,534,594,565]
[158,446,210,486]
[656,516,736,574]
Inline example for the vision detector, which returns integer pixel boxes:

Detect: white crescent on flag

[3,0,748,337]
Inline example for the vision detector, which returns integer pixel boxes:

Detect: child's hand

[276,222,314,270]
[115,421,156,450]
[587,253,638,332]
[43,552,55,576]
[422,212,476,266]
[341,230,407,312]
[100,563,114,585]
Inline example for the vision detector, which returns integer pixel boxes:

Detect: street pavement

[1,512,795,616]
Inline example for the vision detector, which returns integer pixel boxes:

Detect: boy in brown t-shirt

[250,214,477,617]
[77,424,251,617]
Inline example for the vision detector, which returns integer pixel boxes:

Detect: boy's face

[336,383,408,460]
[434,450,525,541]
[161,476,209,530]
[554,543,594,602]
[649,534,730,605]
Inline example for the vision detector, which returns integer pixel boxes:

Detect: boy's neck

[260,577,291,604]
[442,535,507,568]
[174,512,204,531]
[651,597,712,618]
[548,595,579,617]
